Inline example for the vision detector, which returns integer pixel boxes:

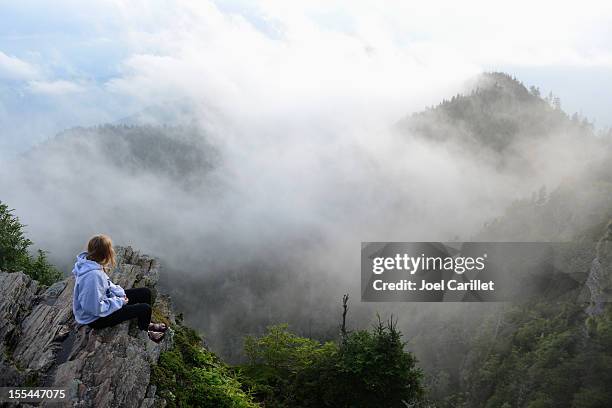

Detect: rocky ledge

[0,247,175,407]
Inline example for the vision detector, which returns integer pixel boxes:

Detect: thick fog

[0,0,609,359]
[1,97,604,360]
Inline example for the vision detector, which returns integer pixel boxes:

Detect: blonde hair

[86,234,116,270]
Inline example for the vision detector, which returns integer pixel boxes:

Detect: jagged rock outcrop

[0,247,175,407]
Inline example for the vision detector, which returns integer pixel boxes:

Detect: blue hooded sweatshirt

[72,251,126,324]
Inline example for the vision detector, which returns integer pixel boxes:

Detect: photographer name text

[372,279,495,292]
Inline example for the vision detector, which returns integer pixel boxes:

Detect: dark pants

[89,287,152,331]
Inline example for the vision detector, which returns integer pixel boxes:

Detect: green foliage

[240,324,337,407]
[239,320,424,408]
[328,317,425,407]
[0,201,62,286]
[244,323,336,371]
[151,324,258,408]
[456,302,612,408]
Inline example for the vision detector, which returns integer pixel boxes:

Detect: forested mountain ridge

[411,182,612,407]
[24,125,219,189]
[398,72,596,154]
[395,72,612,407]
[442,222,612,408]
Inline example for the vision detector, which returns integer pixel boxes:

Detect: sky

[1,0,612,157]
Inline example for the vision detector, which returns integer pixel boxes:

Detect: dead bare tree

[341,293,349,340]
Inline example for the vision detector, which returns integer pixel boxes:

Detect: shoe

[148,322,168,332]
[148,330,165,343]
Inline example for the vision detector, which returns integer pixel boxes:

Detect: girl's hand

[123,296,129,305]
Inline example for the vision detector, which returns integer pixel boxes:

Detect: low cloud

[0,51,39,81]
[28,80,86,95]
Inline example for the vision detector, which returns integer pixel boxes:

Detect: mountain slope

[397,73,612,407]
[24,125,219,190]
[398,72,593,153]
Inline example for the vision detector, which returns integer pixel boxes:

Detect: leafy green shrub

[0,201,62,285]
[239,319,424,408]
[152,324,258,408]
[328,318,425,407]
[240,324,337,407]
[244,323,336,371]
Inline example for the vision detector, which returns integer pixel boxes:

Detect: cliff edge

[0,247,175,407]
